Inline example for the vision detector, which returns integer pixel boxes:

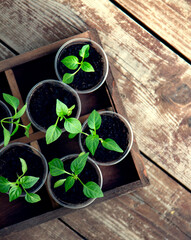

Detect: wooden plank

[60,156,191,240]
[114,0,191,61]
[0,43,15,61]
[2,219,83,240]
[53,0,191,190]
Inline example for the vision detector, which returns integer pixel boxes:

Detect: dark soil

[50,157,99,205]
[56,43,104,91]
[28,81,79,129]
[0,145,46,194]
[0,103,12,144]
[81,114,129,163]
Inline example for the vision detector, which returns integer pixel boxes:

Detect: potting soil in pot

[57,43,104,91]
[28,81,79,129]
[0,145,45,193]
[82,114,129,163]
[51,158,99,204]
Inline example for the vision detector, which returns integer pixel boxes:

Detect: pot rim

[54,38,109,94]
[79,111,134,166]
[0,142,48,197]
[47,153,103,209]
[26,79,81,132]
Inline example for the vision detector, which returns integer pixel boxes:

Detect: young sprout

[46,99,81,144]
[48,152,103,199]
[0,158,41,203]
[61,44,95,84]
[68,110,123,156]
[1,93,31,146]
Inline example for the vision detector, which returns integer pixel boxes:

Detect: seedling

[61,44,95,84]
[48,152,103,199]
[68,110,124,156]
[46,99,81,144]
[0,158,41,203]
[1,93,31,146]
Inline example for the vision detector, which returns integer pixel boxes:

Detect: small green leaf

[14,104,27,119]
[67,105,75,116]
[11,119,20,136]
[70,152,89,175]
[54,179,66,188]
[88,110,102,130]
[56,99,68,117]
[46,125,62,144]
[48,158,66,176]
[25,192,41,203]
[3,127,11,147]
[65,176,75,192]
[20,176,39,189]
[62,73,74,84]
[24,123,31,138]
[83,181,103,198]
[81,62,95,72]
[0,176,11,193]
[86,134,99,156]
[102,138,123,153]
[68,133,78,139]
[3,93,19,112]
[19,158,27,175]
[64,118,82,134]
[9,185,22,202]
[79,44,90,58]
[61,56,79,70]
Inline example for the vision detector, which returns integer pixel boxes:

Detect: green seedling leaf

[67,105,75,116]
[3,93,19,112]
[65,176,75,192]
[70,152,89,175]
[3,127,11,147]
[83,181,103,198]
[11,119,20,137]
[14,104,27,119]
[81,61,95,72]
[20,176,39,189]
[9,185,22,202]
[20,158,27,175]
[56,99,68,117]
[24,123,31,138]
[61,56,79,70]
[86,134,99,156]
[48,158,66,176]
[54,179,66,188]
[64,118,82,134]
[79,44,90,58]
[62,73,74,84]
[0,176,11,193]
[102,138,123,153]
[68,133,78,139]
[88,110,102,130]
[46,125,62,144]
[25,192,41,203]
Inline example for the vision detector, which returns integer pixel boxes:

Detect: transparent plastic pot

[47,154,103,209]
[26,79,81,132]
[0,100,13,147]
[0,142,48,197]
[54,38,109,94]
[79,111,134,166]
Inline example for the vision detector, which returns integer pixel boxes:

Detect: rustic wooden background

[0,0,190,239]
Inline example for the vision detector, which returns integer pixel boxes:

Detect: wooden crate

[0,30,149,236]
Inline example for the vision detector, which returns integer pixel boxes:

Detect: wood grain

[0,43,15,61]
[114,0,191,61]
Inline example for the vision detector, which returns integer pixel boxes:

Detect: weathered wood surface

[0,0,191,239]
[114,0,191,61]
[0,0,190,189]
[2,156,191,240]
